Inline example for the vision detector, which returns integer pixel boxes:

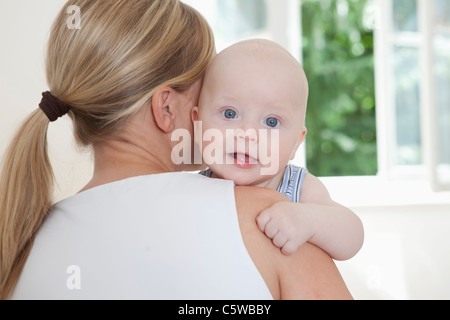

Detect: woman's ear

[151,86,176,133]
[290,127,307,160]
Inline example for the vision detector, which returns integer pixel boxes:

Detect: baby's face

[194,43,308,187]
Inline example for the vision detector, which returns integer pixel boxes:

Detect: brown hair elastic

[39,91,70,122]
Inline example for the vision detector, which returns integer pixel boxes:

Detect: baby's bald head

[203,39,309,119]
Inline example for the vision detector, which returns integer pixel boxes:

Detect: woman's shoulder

[233,187,288,299]
[234,186,288,212]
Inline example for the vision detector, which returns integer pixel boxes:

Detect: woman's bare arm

[277,242,353,300]
[234,186,353,300]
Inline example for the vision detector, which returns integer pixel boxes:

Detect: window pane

[434,0,450,185]
[393,0,419,32]
[392,46,422,166]
[183,0,267,50]
[435,51,450,170]
[302,0,377,177]
[435,0,450,34]
[215,0,267,42]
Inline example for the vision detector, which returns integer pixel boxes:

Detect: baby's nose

[234,128,258,143]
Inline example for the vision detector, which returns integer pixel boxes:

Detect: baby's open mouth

[228,152,258,167]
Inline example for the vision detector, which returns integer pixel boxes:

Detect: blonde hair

[0,0,215,299]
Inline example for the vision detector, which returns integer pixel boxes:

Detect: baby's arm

[256,173,364,261]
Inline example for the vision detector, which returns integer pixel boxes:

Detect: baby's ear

[290,127,307,160]
[191,107,202,145]
[191,106,199,122]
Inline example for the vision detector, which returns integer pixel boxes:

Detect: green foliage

[302,0,378,176]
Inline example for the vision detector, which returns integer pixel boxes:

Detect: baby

[192,39,364,260]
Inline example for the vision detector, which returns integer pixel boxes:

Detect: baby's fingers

[272,232,288,249]
[264,220,279,239]
[256,208,274,233]
[281,241,299,256]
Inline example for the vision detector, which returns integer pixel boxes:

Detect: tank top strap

[277,164,308,203]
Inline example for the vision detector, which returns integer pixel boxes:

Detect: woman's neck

[80,115,176,193]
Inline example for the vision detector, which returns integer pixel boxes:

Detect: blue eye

[265,117,280,128]
[222,109,238,119]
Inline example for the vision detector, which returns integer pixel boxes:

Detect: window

[301,0,377,177]
[184,0,450,192]
[420,0,450,191]
[376,0,450,191]
[184,0,272,52]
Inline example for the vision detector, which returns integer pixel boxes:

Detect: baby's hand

[256,202,315,256]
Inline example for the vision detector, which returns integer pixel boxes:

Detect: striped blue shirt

[199,164,308,203]
[276,165,308,203]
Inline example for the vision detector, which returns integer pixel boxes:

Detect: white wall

[336,204,450,300]
[324,177,450,300]
[1,0,449,300]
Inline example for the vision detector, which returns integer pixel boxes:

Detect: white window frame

[417,0,450,191]
[266,0,306,168]
[374,0,424,181]
[375,0,450,192]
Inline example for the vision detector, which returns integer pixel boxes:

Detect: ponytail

[0,110,54,299]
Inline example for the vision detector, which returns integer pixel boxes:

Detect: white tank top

[11,173,273,300]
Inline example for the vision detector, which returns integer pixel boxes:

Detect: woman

[0,0,351,299]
